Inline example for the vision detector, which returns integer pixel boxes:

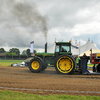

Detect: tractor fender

[30,56,42,62]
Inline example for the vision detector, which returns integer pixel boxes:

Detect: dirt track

[0,66,100,96]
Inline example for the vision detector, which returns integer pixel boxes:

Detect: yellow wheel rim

[57,56,74,73]
[31,61,39,70]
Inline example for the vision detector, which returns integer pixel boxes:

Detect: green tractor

[29,42,75,74]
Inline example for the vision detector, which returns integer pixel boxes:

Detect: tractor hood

[35,53,54,56]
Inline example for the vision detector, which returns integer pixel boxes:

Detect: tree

[5,52,16,56]
[34,50,37,53]
[26,49,31,56]
[21,49,37,56]
[0,48,6,53]
[22,50,27,56]
[10,52,16,56]
[9,48,20,56]
[5,52,10,56]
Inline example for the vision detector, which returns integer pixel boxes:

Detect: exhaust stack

[45,43,47,53]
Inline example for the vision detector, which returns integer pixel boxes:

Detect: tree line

[0,48,36,56]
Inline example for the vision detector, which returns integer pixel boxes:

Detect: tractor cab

[55,42,72,56]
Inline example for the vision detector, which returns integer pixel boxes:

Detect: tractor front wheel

[29,57,43,73]
[55,54,75,74]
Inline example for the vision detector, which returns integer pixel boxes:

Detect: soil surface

[0,66,100,96]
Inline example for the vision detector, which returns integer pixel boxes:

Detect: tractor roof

[56,42,71,44]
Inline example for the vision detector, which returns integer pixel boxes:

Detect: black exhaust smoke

[45,43,47,53]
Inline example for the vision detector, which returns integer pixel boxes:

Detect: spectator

[76,55,80,69]
[82,53,89,63]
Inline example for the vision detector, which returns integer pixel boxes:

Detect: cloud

[0,0,100,53]
[34,0,100,29]
[0,0,48,49]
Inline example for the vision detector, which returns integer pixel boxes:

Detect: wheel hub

[31,61,39,70]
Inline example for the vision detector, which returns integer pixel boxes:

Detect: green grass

[87,64,94,67]
[0,90,100,100]
[87,64,97,68]
[0,60,24,66]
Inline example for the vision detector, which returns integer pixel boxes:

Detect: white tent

[71,48,79,55]
[47,42,55,53]
[79,39,99,55]
[79,49,100,56]
[70,41,80,55]
[71,39,99,55]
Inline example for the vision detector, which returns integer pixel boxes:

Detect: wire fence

[0,56,32,60]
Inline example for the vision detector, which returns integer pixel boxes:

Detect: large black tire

[55,54,75,74]
[29,57,43,73]
[96,64,100,72]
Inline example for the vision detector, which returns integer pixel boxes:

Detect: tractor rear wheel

[55,54,75,74]
[96,64,100,72]
[29,57,43,73]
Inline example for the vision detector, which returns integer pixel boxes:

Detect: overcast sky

[0,0,100,53]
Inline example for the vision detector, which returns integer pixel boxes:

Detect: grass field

[0,60,24,66]
[0,90,100,100]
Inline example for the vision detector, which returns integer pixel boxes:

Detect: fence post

[12,55,13,60]
[5,55,6,59]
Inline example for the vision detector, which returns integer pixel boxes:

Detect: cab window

[61,45,70,52]
[56,45,59,52]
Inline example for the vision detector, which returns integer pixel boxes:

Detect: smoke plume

[0,0,48,48]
